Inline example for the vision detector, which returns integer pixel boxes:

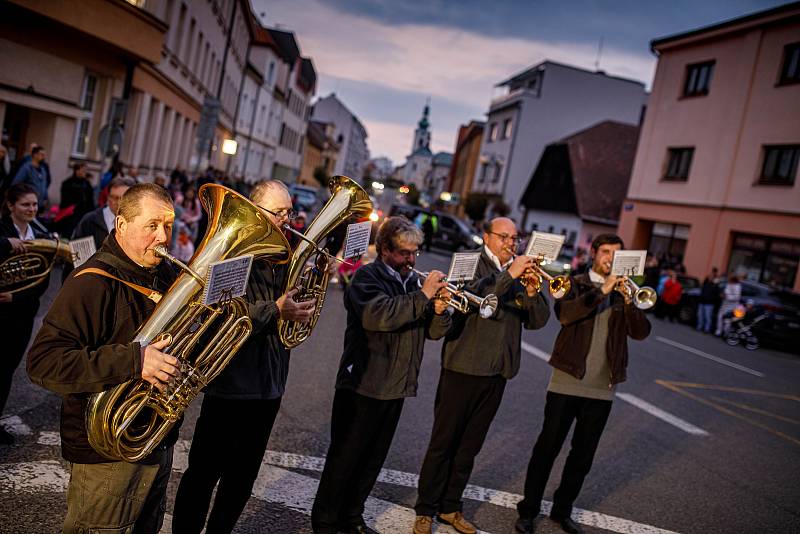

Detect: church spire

[411,99,432,154]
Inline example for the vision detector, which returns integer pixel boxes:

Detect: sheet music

[447,252,481,283]
[524,232,565,261]
[69,236,96,268]
[611,250,647,276]
[343,221,372,258]
[202,255,254,306]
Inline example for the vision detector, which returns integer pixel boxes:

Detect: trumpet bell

[549,275,571,299]
[633,287,657,310]
[478,294,498,318]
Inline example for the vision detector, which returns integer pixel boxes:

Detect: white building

[311,93,369,180]
[403,103,434,190]
[472,60,647,227]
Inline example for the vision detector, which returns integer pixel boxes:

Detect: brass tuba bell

[278,176,372,348]
[85,184,290,462]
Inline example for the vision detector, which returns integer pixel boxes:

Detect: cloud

[257,0,656,162]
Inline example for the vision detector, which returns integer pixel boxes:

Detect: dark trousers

[415,369,506,516]
[172,395,282,534]
[517,391,612,520]
[0,305,37,418]
[311,388,404,533]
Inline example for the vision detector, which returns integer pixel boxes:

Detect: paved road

[1,251,799,533]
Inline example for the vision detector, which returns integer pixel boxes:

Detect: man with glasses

[413,217,550,534]
[312,216,451,534]
[173,180,315,533]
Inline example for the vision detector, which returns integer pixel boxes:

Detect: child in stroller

[723,299,770,350]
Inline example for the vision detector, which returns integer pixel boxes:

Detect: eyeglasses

[488,232,521,244]
[394,249,421,259]
[260,206,298,220]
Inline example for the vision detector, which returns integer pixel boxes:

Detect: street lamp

[222,139,238,155]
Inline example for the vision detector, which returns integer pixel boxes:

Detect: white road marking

[0,415,32,435]
[655,336,765,377]
[615,393,710,436]
[6,433,682,534]
[521,341,550,362]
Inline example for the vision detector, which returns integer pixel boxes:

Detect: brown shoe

[437,511,477,534]
[413,515,433,534]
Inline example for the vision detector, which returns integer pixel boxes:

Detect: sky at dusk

[253,0,788,167]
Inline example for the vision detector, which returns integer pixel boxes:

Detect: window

[492,162,503,183]
[779,42,800,85]
[72,73,98,156]
[759,145,799,186]
[502,118,512,140]
[172,3,187,55]
[683,61,714,97]
[487,123,497,143]
[663,147,694,181]
[479,162,488,182]
[267,62,275,85]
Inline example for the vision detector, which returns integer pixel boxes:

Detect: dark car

[388,205,483,252]
[679,280,800,353]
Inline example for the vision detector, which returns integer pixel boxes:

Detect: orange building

[447,121,484,218]
[618,3,800,290]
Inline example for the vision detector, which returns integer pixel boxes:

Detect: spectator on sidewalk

[661,270,683,322]
[696,267,719,333]
[12,145,49,209]
[715,275,742,336]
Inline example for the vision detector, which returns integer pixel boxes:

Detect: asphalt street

[1,251,799,534]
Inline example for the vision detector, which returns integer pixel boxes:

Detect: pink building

[618,3,800,291]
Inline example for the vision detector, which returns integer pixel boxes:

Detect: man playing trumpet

[413,217,550,534]
[515,234,651,534]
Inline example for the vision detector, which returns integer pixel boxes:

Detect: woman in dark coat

[0,183,51,445]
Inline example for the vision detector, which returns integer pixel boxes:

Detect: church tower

[411,99,432,154]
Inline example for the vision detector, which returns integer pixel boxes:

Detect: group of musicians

[5,181,651,534]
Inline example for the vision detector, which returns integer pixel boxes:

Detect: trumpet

[615,276,657,310]
[412,268,498,319]
[505,248,571,299]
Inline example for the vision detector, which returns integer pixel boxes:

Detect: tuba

[278,175,372,348]
[85,184,290,462]
[0,237,73,294]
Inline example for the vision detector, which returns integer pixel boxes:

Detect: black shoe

[550,515,583,534]
[514,515,543,533]
[0,426,14,445]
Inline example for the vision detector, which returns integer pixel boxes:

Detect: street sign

[97,124,124,158]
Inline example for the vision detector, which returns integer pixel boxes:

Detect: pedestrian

[514,234,651,534]
[311,216,450,534]
[57,162,96,237]
[97,159,123,207]
[172,180,313,533]
[72,176,135,250]
[715,274,742,336]
[0,183,51,445]
[413,217,550,534]
[11,145,49,209]
[179,185,202,240]
[171,221,195,263]
[0,144,12,198]
[422,215,434,252]
[661,270,683,322]
[697,267,719,333]
[27,184,180,533]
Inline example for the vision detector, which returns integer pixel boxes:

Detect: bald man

[413,217,550,534]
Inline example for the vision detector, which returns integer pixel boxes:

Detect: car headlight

[471,234,483,245]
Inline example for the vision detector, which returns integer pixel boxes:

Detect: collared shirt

[484,245,512,272]
[13,221,35,240]
[102,206,115,232]
[589,269,606,284]
[382,260,413,292]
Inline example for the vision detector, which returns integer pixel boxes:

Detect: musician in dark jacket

[515,234,651,534]
[0,183,51,445]
[312,216,450,534]
[413,217,549,534]
[173,180,315,534]
[27,183,180,533]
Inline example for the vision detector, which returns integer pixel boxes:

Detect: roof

[432,152,453,167]
[267,28,300,65]
[651,2,800,53]
[411,146,433,158]
[520,120,640,222]
[496,60,645,88]
[298,57,317,94]
[306,120,327,150]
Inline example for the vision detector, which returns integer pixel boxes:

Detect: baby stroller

[723,301,770,351]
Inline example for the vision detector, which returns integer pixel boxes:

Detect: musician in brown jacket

[515,234,651,534]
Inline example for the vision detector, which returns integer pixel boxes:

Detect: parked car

[388,205,483,252]
[679,279,800,353]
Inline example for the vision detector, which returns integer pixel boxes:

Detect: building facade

[618,3,800,290]
[311,93,369,180]
[472,60,648,226]
[298,120,338,187]
[447,121,484,218]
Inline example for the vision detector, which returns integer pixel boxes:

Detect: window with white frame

[72,73,98,156]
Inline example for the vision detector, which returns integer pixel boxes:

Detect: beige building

[619,3,800,290]
[447,120,484,218]
[298,120,338,187]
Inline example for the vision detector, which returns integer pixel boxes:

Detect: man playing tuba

[27,184,180,533]
[173,179,316,533]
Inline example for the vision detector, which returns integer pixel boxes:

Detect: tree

[313,166,329,188]
[464,192,489,222]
